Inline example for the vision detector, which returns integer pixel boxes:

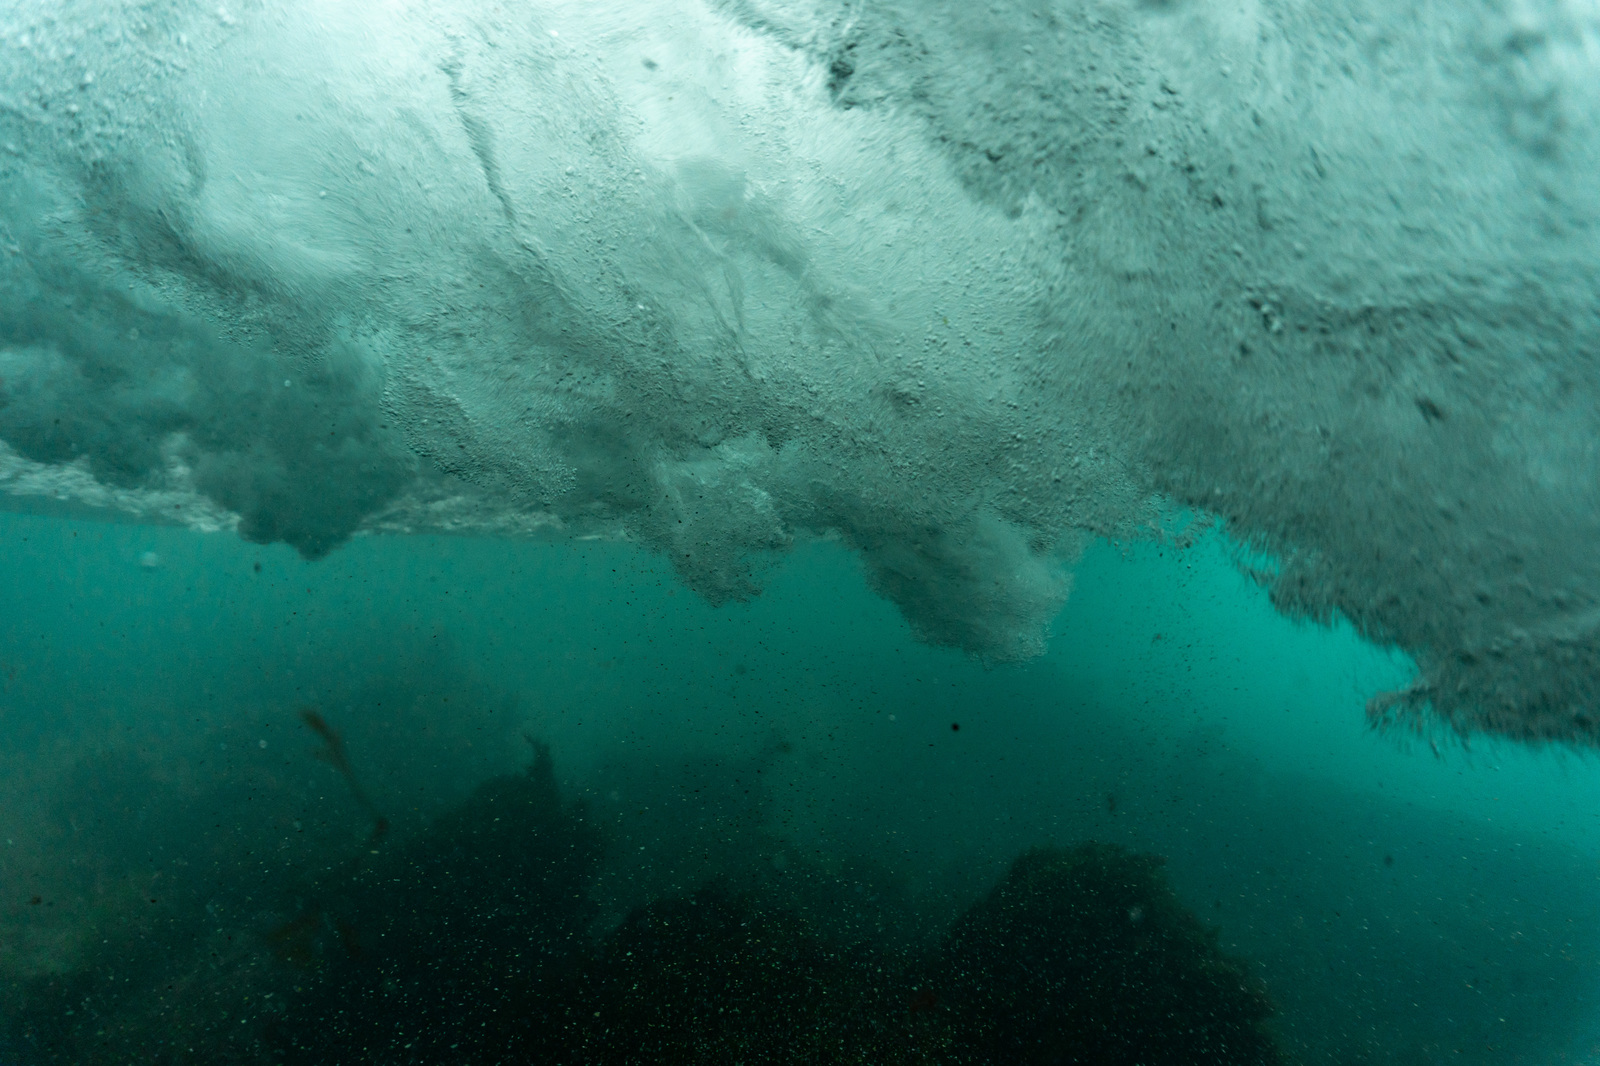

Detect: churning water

[3,1,1600,1062]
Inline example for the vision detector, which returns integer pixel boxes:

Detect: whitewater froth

[2,0,1598,740]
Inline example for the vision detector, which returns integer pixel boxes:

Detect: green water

[4,509,1599,1063]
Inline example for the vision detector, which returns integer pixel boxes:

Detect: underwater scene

[3,0,1600,1062]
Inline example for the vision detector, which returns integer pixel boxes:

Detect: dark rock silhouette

[935,843,1283,1066]
[4,740,1283,1066]
[269,743,602,1064]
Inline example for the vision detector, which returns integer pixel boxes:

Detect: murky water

[4,509,1599,1063]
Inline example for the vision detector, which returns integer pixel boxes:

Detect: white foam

[1,0,1598,737]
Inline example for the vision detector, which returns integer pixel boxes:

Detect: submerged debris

[299,708,388,846]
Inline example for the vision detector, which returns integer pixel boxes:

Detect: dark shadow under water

[1,695,1596,1066]
[1,732,1284,1066]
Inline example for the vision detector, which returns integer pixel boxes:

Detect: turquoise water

[5,508,1600,1062]
[4,3,1600,1057]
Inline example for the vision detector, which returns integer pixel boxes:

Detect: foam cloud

[2,0,1597,740]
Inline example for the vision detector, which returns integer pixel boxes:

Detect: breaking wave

[2,0,1598,740]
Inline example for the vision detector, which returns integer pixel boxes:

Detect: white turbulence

[1,0,1598,742]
